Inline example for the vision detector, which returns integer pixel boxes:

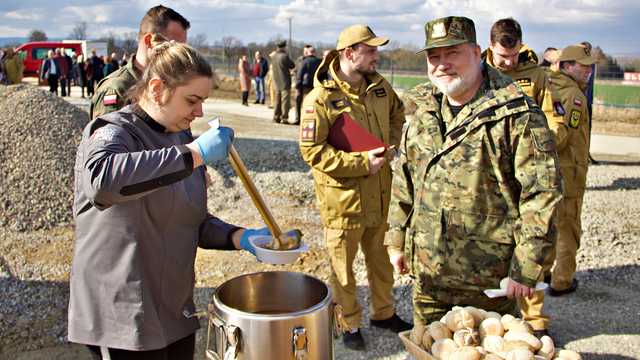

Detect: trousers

[547,195,584,290]
[325,225,395,330]
[274,89,292,123]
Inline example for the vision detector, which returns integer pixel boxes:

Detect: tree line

[22,26,635,77]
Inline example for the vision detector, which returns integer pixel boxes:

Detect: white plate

[249,235,309,264]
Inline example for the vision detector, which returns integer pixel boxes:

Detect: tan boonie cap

[558,44,595,65]
[419,16,476,52]
[336,24,389,50]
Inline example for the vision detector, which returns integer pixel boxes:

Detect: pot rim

[211,271,333,319]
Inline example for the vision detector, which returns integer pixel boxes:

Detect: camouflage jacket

[385,66,562,302]
[90,55,142,120]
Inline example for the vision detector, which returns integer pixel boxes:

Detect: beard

[428,65,480,98]
[355,62,376,76]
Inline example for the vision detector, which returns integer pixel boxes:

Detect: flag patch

[305,106,315,114]
[103,94,118,106]
[573,98,583,106]
[300,120,316,142]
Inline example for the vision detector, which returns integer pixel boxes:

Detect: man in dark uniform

[89,5,190,119]
[294,45,321,124]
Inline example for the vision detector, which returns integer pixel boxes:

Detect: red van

[15,41,83,77]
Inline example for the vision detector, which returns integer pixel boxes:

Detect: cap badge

[431,22,447,39]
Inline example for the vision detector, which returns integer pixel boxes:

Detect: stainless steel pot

[206,271,334,360]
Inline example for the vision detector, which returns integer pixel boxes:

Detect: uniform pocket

[318,173,362,217]
[530,127,560,191]
[440,210,514,290]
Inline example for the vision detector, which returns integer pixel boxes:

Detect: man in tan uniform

[90,5,189,119]
[544,45,594,296]
[484,17,554,335]
[298,24,409,350]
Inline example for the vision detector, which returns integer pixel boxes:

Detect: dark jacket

[41,57,61,79]
[296,55,321,89]
[69,105,239,350]
[253,57,269,78]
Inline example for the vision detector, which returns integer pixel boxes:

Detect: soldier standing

[484,17,554,336]
[89,5,190,119]
[544,45,594,296]
[271,40,296,124]
[385,16,562,329]
[299,24,410,350]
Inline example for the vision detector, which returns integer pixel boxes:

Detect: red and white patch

[103,94,118,106]
[573,98,583,106]
[305,106,315,114]
[300,120,316,142]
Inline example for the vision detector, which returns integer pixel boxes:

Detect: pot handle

[292,326,308,360]
[206,305,242,360]
[333,303,348,337]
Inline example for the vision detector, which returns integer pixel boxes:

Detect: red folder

[328,113,388,152]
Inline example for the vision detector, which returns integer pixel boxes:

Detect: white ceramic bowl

[249,235,309,264]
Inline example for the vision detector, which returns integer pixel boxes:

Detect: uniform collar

[483,44,539,74]
[127,54,143,81]
[131,104,166,133]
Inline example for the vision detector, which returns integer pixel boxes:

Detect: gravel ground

[1,87,639,359]
[0,84,85,232]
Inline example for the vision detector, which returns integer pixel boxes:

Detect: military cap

[558,44,595,65]
[419,16,476,52]
[336,24,389,50]
[276,40,287,48]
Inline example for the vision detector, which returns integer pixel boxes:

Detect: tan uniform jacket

[90,55,142,119]
[484,45,548,106]
[299,51,405,229]
[544,71,590,197]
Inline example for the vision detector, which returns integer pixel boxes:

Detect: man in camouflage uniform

[299,24,409,351]
[483,17,555,334]
[385,16,563,329]
[90,5,190,119]
[543,45,594,296]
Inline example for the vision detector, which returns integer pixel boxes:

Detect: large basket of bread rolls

[398,306,582,360]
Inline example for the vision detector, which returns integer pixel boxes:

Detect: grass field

[594,83,640,108]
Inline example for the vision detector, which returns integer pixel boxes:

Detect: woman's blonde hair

[128,41,212,102]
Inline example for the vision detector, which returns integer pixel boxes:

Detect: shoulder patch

[374,88,387,97]
[553,101,565,116]
[331,98,350,110]
[91,126,118,143]
[569,110,581,128]
[573,98,583,107]
[516,78,532,87]
[300,120,316,143]
[304,106,315,114]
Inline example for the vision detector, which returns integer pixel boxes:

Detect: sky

[1,0,639,56]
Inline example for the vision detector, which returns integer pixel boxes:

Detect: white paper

[483,282,549,298]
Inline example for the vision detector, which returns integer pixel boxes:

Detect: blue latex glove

[194,126,234,165]
[239,228,301,255]
[239,227,271,255]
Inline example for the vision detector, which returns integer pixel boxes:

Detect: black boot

[342,329,365,351]
[370,313,412,333]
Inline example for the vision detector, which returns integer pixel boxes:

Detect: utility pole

[288,17,293,56]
